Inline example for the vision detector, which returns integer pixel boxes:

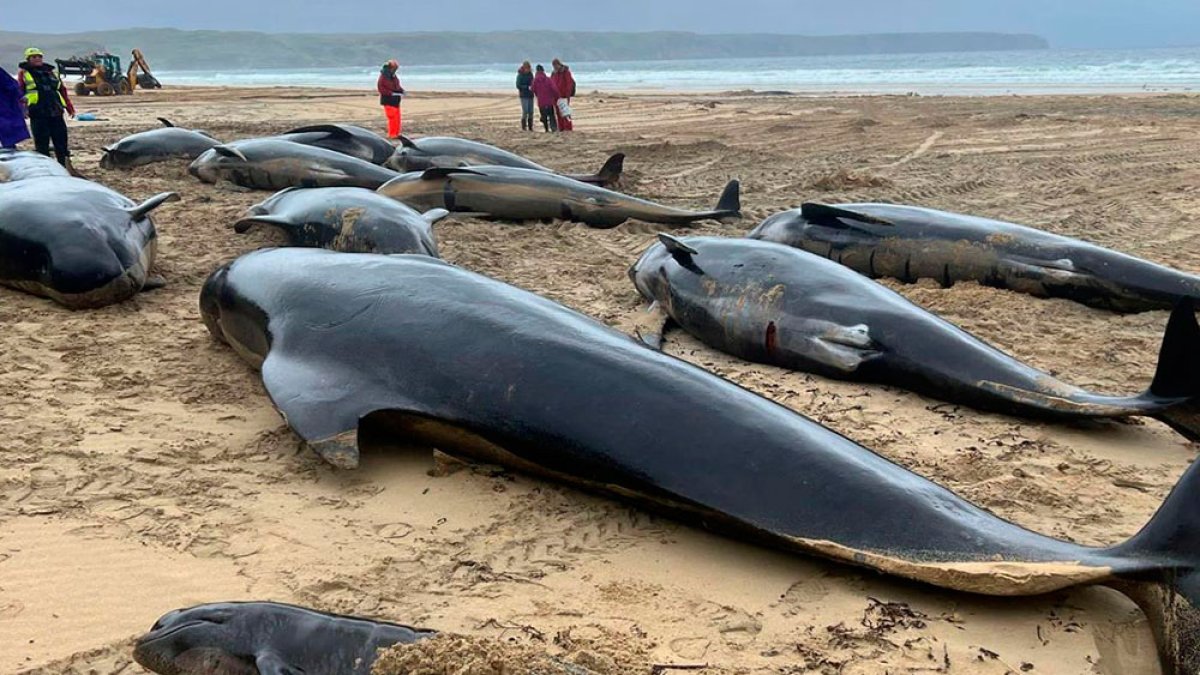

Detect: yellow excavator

[55,48,161,96]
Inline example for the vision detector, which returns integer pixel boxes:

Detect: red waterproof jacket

[531,72,560,108]
[552,67,576,100]
[377,71,404,107]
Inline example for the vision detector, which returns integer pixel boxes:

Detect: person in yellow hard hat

[17,47,77,171]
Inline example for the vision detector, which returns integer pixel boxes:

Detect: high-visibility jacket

[18,63,72,118]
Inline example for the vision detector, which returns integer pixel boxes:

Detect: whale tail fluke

[1148,299,1200,441]
[1111,456,1200,674]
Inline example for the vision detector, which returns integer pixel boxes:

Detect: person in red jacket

[551,58,576,132]
[377,59,405,139]
[530,65,560,133]
[17,47,76,169]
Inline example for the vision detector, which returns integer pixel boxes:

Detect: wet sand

[4,86,1200,674]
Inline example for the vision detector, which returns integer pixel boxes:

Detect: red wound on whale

[765,321,778,357]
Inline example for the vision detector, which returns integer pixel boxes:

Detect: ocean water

[156,47,1200,95]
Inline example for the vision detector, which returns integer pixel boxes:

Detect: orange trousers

[384,105,402,138]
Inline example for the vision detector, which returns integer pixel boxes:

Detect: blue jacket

[0,66,30,147]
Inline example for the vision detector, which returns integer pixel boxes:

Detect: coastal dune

[3,86,1199,674]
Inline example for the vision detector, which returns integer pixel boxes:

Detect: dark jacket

[0,65,30,147]
[16,61,74,119]
[377,68,404,107]
[516,71,533,99]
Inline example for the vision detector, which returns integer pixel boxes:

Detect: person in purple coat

[530,65,560,133]
[0,65,30,149]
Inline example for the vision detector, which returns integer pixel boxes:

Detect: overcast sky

[7,0,1198,50]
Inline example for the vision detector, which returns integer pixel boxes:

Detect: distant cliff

[0,29,1049,71]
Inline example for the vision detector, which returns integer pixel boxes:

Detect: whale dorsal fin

[156,117,174,128]
[801,203,894,227]
[398,135,419,149]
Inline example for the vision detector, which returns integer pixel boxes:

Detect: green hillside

[0,28,1048,71]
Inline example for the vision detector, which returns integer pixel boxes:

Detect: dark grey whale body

[0,169,178,308]
[235,186,445,256]
[201,248,1200,674]
[385,134,624,186]
[276,124,395,165]
[378,166,739,228]
[133,601,434,675]
[189,139,399,191]
[631,235,1200,440]
[749,202,1200,313]
[100,118,220,169]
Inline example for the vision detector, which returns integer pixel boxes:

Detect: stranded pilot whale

[189,139,399,191]
[0,175,178,308]
[133,601,434,675]
[385,134,625,186]
[378,166,739,228]
[235,187,446,256]
[749,202,1200,313]
[630,235,1200,441]
[201,248,1200,673]
[100,118,220,169]
[276,124,396,165]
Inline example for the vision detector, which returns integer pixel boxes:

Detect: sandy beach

[3,85,1200,674]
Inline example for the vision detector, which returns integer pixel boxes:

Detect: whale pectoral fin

[125,192,181,221]
[256,652,304,675]
[422,208,451,225]
[282,123,352,138]
[233,215,294,234]
[658,234,699,265]
[420,167,485,180]
[261,350,418,470]
[212,145,249,162]
[427,156,466,169]
[560,195,626,228]
[141,274,167,291]
[775,320,879,372]
[627,301,675,350]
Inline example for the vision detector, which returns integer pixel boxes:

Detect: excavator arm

[129,49,160,90]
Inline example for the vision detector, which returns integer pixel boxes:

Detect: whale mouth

[135,619,209,646]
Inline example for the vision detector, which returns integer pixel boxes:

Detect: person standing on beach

[0,65,30,149]
[377,59,405,139]
[531,65,560,133]
[17,48,75,168]
[516,61,535,131]
[551,58,576,132]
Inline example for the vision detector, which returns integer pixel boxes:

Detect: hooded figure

[377,59,405,139]
[0,65,30,148]
[530,65,560,133]
[551,58,575,131]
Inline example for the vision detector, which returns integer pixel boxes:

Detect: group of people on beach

[376,57,578,139]
[1,47,77,172]
[517,59,576,132]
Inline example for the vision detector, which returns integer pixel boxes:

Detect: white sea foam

[155,47,1200,95]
